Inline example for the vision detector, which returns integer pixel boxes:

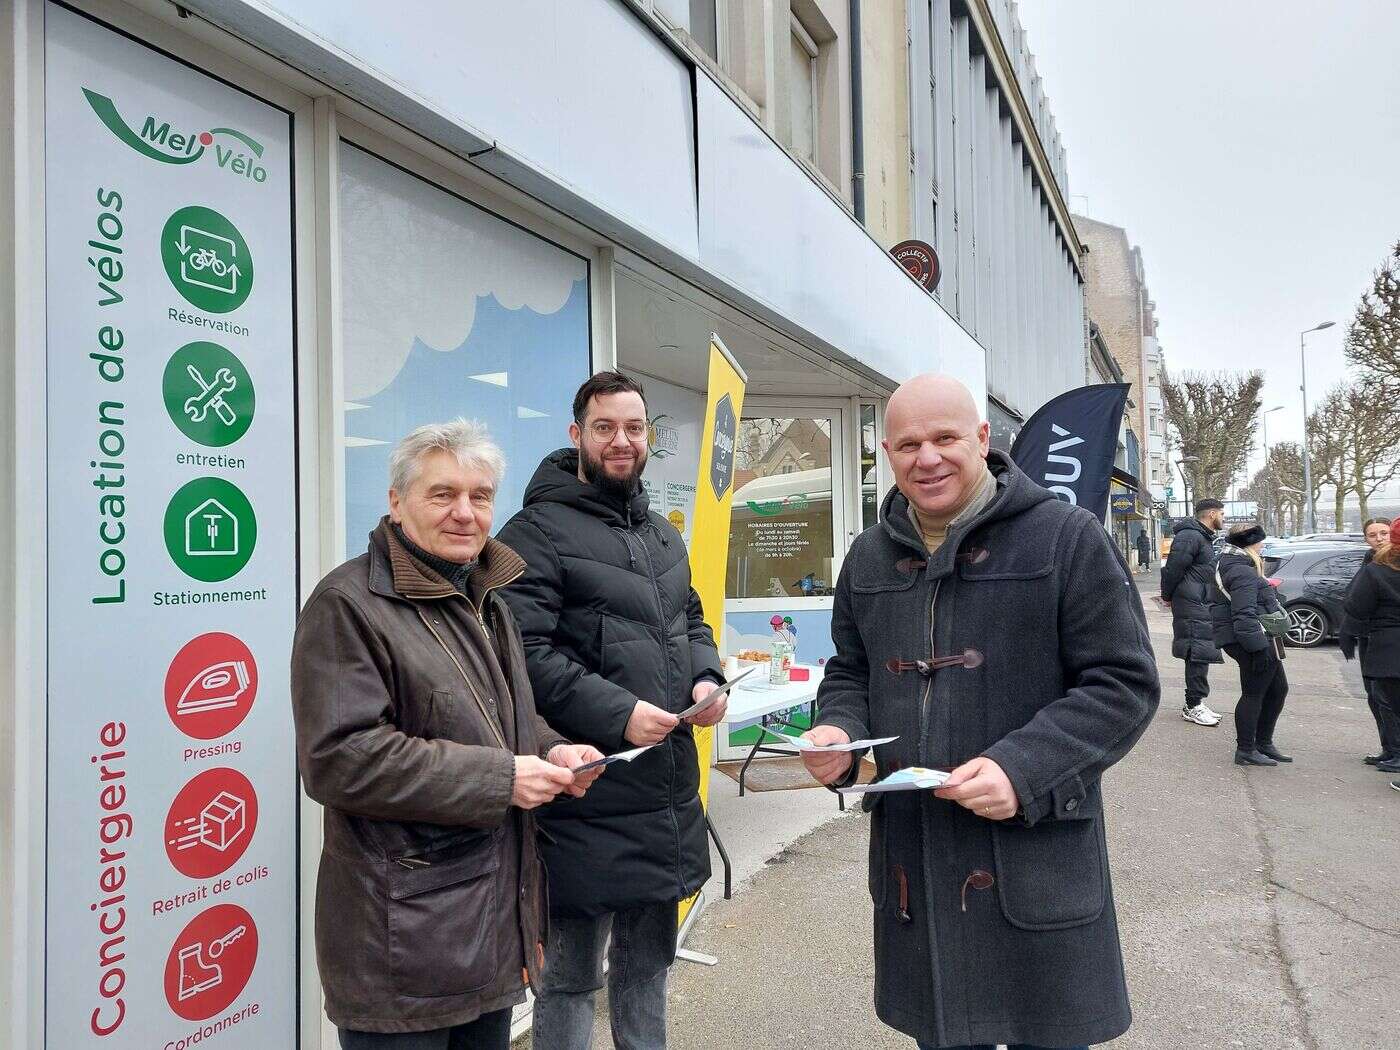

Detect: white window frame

[726,396,850,613]
[789,12,820,164]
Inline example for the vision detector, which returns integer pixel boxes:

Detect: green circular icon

[161,206,254,313]
[162,342,255,447]
[164,477,258,582]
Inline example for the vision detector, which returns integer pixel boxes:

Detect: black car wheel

[1285,603,1330,647]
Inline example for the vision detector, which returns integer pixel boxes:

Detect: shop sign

[1110,493,1138,515]
[891,239,941,291]
[44,6,296,1046]
[709,393,737,499]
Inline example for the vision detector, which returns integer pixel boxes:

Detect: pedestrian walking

[1160,499,1226,727]
[1210,523,1292,767]
[1135,529,1152,574]
[290,420,604,1048]
[497,372,726,1050]
[1341,518,1396,765]
[1341,518,1400,780]
[800,374,1159,1050]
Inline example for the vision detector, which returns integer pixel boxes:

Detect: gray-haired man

[291,419,604,1048]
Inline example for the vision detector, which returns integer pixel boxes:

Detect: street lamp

[1175,454,1199,517]
[1299,321,1336,533]
[1261,405,1285,534]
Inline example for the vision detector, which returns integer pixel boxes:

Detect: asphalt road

[543,570,1399,1049]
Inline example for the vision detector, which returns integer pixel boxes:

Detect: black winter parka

[1160,517,1222,663]
[1345,558,1400,679]
[498,450,722,917]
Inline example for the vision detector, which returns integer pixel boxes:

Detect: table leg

[705,810,732,900]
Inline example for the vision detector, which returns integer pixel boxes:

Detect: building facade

[1076,213,1171,551]
[2,2,1087,1047]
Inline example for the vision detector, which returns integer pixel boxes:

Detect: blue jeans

[918,1045,1088,1050]
[531,900,677,1050]
[338,1007,511,1048]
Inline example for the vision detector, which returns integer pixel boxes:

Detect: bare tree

[1346,240,1400,393]
[1306,387,1353,532]
[1340,384,1400,521]
[1162,370,1264,501]
[1245,441,1304,536]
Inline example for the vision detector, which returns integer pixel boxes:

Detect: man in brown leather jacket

[292,419,604,1049]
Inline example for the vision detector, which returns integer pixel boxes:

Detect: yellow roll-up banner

[679,336,746,927]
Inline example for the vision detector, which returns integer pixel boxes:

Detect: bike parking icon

[164,904,258,1021]
[161,205,254,313]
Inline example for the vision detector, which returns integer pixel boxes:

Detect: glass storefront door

[721,402,848,755]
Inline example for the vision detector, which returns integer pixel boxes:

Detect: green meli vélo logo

[83,88,269,183]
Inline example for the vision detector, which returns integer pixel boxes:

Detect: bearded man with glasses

[498,371,726,1049]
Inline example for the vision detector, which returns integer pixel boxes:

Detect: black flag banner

[1010,383,1130,521]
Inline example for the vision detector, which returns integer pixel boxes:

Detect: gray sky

[1017,1,1400,487]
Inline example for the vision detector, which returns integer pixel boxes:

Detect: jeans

[1184,659,1211,708]
[1224,643,1289,751]
[917,1043,1088,1050]
[338,1008,512,1049]
[531,900,678,1050]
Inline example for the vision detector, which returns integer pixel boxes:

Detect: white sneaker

[1182,703,1221,726]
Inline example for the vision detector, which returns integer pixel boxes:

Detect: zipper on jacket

[633,519,685,895]
[918,578,942,756]
[415,607,509,750]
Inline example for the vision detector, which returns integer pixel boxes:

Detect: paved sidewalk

[540,575,1399,1049]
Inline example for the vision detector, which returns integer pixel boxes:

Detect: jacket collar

[520,448,650,526]
[878,449,1053,572]
[1175,516,1214,540]
[367,517,525,603]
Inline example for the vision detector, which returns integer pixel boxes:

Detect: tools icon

[184,363,239,427]
[162,342,255,447]
[164,633,259,740]
[164,904,259,1021]
[176,924,247,1001]
[164,768,258,878]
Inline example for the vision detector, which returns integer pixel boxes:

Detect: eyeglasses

[586,420,647,441]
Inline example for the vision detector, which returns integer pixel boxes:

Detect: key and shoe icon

[176,924,248,1001]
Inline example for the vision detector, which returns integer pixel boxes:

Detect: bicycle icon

[176,225,242,296]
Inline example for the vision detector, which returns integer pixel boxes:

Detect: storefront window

[860,403,879,530]
[987,397,1022,454]
[337,144,591,551]
[727,416,835,598]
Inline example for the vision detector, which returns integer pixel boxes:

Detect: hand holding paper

[761,725,897,751]
[569,744,658,775]
[838,766,951,795]
[677,666,756,722]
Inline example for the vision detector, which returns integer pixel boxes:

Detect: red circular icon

[164,767,258,879]
[164,633,258,739]
[163,904,258,1020]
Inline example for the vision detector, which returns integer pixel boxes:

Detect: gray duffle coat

[816,452,1160,1048]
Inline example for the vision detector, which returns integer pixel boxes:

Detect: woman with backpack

[1210,523,1292,766]
[1343,518,1400,787]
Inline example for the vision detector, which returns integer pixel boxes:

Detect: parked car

[1277,532,1366,544]
[1260,543,1371,647]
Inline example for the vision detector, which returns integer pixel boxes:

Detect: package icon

[198,791,247,851]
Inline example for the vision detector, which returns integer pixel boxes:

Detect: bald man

[801,374,1159,1050]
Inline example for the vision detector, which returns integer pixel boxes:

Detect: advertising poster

[678,338,746,926]
[44,6,297,1047]
[638,376,704,547]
